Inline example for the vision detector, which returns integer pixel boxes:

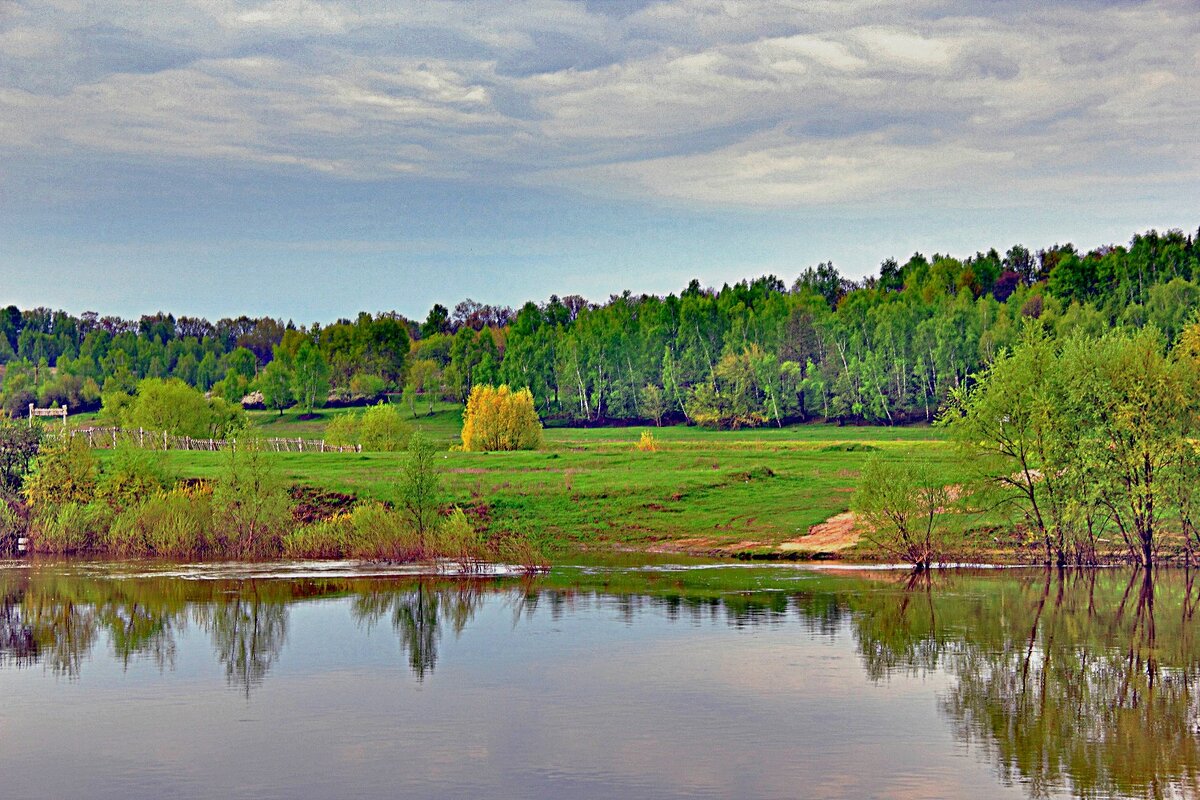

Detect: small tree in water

[852,457,949,571]
[400,433,442,551]
[212,438,291,557]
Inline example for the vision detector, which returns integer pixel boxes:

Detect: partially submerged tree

[1059,328,1192,568]
[852,457,949,571]
[948,323,1200,566]
[943,326,1085,565]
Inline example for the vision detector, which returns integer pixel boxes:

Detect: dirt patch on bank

[779,512,861,553]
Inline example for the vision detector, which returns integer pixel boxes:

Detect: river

[0,560,1195,799]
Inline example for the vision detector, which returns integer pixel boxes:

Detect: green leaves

[948,323,1200,565]
[291,341,330,416]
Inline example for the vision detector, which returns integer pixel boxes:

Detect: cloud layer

[3,0,1198,208]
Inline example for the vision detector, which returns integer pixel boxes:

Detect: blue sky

[1,0,1197,322]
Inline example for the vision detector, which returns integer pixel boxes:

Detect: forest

[3,225,1199,428]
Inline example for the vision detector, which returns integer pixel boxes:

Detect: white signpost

[28,403,68,427]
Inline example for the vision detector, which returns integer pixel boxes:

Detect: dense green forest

[4,226,1199,427]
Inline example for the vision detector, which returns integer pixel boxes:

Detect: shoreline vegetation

[2,425,547,570]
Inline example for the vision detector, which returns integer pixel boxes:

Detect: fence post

[298,438,303,452]
[112,429,117,448]
[61,405,67,427]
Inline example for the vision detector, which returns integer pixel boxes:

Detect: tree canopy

[1,225,1197,428]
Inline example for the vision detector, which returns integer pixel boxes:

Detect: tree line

[3,226,1198,426]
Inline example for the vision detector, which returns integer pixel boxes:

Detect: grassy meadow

[89,403,997,560]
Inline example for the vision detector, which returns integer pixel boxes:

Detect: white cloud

[0,0,1198,208]
[0,24,63,57]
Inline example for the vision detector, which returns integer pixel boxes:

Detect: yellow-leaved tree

[461,385,543,452]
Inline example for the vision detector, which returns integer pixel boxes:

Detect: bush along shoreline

[0,425,546,570]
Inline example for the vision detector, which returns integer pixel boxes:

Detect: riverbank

[142,417,967,560]
[34,409,1192,565]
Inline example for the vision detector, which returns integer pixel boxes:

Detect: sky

[1,0,1198,323]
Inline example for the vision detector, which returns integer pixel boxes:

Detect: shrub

[349,373,387,400]
[122,378,216,437]
[96,445,172,512]
[283,503,490,563]
[2,388,36,419]
[23,435,97,510]
[105,487,213,558]
[434,507,488,567]
[0,500,25,548]
[282,503,423,560]
[30,501,106,553]
[324,412,359,447]
[493,532,549,573]
[38,373,93,410]
[282,515,354,559]
[0,421,42,493]
[211,439,292,557]
[346,503,421,560]
[99,389,135,424]
[461,384,543,452]
[324,404,410,451]
[635,430,659,452]
[851,457,950,571]
[105,378,246,438]
[685,382,767,429]
[358,403,410,451]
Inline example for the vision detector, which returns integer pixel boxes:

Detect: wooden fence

[67,426,362,453]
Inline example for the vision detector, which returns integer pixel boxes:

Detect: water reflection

[351,583,487,681]
[3,564,1200,798]
[937,570,1200,800]
[847,569,1200,799]
[204,593,288,696]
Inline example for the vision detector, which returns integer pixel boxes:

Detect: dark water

[1,561,1197,800]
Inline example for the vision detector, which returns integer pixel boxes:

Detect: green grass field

[125,404,974,558]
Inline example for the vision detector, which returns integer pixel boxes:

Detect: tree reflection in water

[200,590,288,697]
[854,568,1200,799]
[351,580,488,680]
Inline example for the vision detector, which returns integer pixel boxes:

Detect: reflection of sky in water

[0,587,1038,800]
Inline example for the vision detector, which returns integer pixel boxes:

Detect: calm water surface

[0,560,1196,799]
